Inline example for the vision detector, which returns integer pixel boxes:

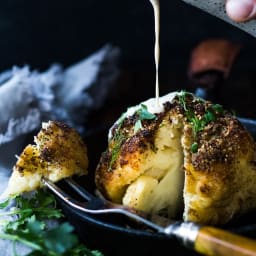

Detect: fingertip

[226,0,255,22]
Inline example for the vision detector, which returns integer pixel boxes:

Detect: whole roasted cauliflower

[95,91,256,225]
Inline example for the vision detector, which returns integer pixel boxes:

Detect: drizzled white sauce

[108,92,180,140]
[108,0,177,140]
[125,92,177,117]
[149,0,160,109]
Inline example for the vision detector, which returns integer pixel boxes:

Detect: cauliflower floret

[122,118,184,218]
[2,121,88,198]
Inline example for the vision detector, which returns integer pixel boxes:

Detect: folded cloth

[0,44,120,255]
[0,43,120,181]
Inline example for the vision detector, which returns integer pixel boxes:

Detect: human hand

[226,0,256,22]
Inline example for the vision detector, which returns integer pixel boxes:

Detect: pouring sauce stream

[149,0,160,109]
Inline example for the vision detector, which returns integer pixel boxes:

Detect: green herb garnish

[137,104,156,120]
[134,120,143,133]
[108,104,157,170]
[134,104,156,133]
[109,132,126,171]
[191,142,199,153]
[108,114,127,171]
[211,104,224,114]
[0,190,103,256]
[178,90,189,111]
[178,91,224,153]
[0,198,10,209]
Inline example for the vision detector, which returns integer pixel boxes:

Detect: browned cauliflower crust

[95,91,256,225]
[3,121,88,197]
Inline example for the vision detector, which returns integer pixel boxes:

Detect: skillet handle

[194,226,256,256]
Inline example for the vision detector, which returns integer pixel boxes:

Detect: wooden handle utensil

[165,222,256,256]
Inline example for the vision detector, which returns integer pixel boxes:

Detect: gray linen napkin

[0,44,120,255]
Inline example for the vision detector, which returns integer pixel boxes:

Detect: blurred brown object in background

[188,39,241,101]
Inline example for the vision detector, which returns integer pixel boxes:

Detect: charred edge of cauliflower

[95,101,187,218]
[96,92,256,224]
[2,121,88,198]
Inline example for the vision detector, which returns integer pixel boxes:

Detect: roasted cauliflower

[2,121,88,198]
[95,91,256,225]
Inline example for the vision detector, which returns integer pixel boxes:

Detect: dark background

[2,3,256,254]
[1,0,256,117]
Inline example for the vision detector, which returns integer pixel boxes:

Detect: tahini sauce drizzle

[109,0,183,140]
[149,0,161,110]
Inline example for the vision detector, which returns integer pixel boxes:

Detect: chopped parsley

[108,132,126,171]
[178,90,189,112]
[108,114,127,171]
[134,104,156,133]
[191,142,199,153]
[178,91,224,153]
[136,104,156,120]
[108,104,156,170]
[0,190,103,256]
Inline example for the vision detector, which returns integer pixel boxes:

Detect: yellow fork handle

[194,226,256,256]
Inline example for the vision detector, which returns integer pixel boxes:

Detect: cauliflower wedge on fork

[2,121,88,198]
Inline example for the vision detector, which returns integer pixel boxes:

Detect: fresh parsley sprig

[134,104,156,133]
[108,104,156,170]
[0,190,103,256]
[108,113,127,171]
[177,91,224,153]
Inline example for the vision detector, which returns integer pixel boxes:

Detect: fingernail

[226,0,255,22]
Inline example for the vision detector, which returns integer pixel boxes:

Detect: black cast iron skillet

[57,117,256,256]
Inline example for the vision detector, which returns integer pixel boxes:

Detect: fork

[42,178,256,256]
